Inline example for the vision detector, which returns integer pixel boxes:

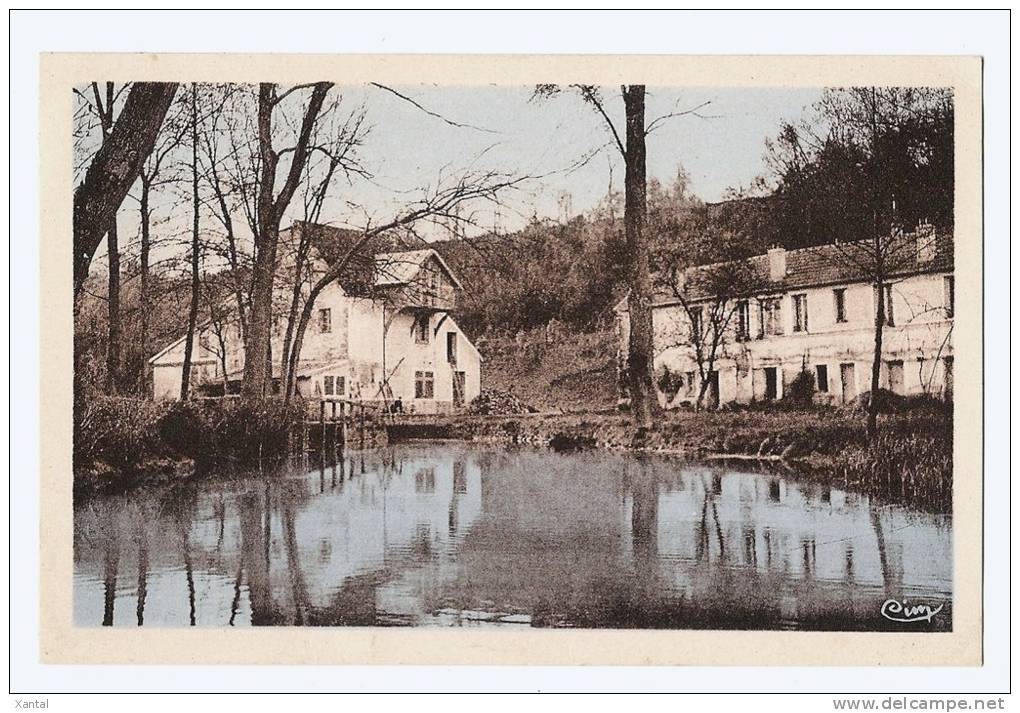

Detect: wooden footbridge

[294,398,468,454]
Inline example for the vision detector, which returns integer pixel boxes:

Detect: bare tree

[242,82,333,398]
[532,85,708,428]
[819,225,936,435]
[660,261,760,410]
[278,99,368,389]
[134,93,190,393]
[73,82,179,297]
[198,84,252,341]
[180,83,202,400]
[86,82,124,393]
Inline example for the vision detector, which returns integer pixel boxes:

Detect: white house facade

[150,222,482,413]
[616,229,954,408]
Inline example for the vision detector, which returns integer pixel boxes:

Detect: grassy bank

[433,407,953,513]
[475,324,619,412]
[74,395,303,494]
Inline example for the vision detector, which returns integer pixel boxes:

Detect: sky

[81,84,825,267]
[331,84,823,228]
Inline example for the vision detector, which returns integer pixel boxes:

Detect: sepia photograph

[14,10,1005,694]
[69,77,958,633]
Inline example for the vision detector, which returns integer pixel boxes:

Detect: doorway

[764,367,778,401]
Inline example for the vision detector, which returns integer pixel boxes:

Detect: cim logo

[880,599,945,624]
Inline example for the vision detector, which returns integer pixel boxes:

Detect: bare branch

[369,82,499,134]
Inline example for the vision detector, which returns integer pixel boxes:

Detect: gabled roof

[289,222,463,293]
[374,248,463,290]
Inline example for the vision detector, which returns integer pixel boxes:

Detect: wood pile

[467,389,535,415]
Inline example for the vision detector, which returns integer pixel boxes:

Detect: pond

[73,443,953,631]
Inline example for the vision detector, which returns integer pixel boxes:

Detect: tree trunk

[285,295,316,401]
[105,219,121,394]
[73,82,178,297]
[180,84,201,400]
[281,225,311,388]
[242,82,331,399]
[868,280,886,438]
[622,85,661,429]
[139,178,151,395]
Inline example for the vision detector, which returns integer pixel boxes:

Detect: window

[833,288,847,323]
[318,308,332,334]
[882,284,895,327]
[944,275,954,318]
[815,364,829,393]
[759,298,783,338]
[414,370,434,399]
[735,300,750,341]
[415,314,430,344]
[322,375,345,397]
[446,332,458,364]
[792,294,809,332]
[689,306,703,340]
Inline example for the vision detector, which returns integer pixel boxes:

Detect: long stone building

[616,227,954,408]
[149,222,482,413]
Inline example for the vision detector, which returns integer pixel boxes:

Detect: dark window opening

[414,370,434,399]
[815,364,829,393]
[415,314,430,344]
[318,308,332,333]
[446,332,457,364]
[764,367,778,401]
[833,288,847,323]
[793,293,809,332]
[736,300,750,341]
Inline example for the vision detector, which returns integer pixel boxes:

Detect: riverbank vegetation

[428,406,953,513]
[74,395,303,492]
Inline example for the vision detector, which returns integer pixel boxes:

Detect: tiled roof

[654,230,954,304]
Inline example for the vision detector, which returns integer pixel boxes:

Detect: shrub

[655,365,684,398]
[785,369,816,404]
[75,396,171,471]
[159,396,303,464]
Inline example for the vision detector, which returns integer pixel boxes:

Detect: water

[73,443,952,631]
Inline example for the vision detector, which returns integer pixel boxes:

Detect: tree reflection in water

[73,444,953,631]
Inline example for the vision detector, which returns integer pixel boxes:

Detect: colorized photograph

[71,80,955,632]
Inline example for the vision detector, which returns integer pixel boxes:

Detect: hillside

[474,323,620,413]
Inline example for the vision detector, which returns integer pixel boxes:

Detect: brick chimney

[767,245,787,282]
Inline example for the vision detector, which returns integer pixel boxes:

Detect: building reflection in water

[73,444,952,631]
